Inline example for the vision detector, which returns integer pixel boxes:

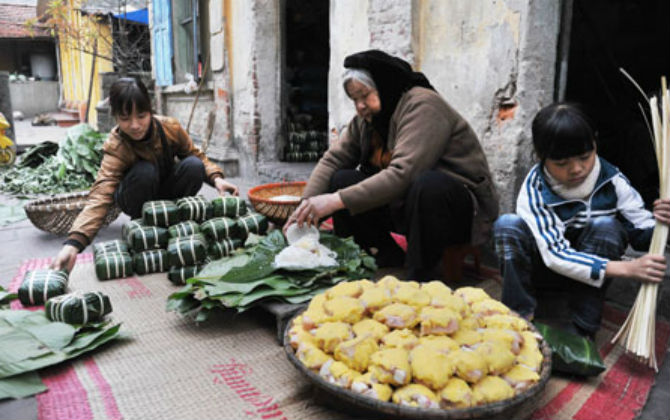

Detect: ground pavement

[0,176,668,420]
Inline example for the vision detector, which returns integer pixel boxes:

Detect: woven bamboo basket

[284,311,552,420]
[247,181,306,225]
[24,190,122,235]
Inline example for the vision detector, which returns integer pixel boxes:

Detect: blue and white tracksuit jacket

[516,157,655,286]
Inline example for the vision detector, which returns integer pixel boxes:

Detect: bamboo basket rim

[24,190,90,212]
[283,310,553,419]
[247,181,306,205]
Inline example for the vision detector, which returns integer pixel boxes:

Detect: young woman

[494,103,670,338]
[52,77,238,272]
[285,50,499,281]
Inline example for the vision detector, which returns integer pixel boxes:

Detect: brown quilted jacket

[67,115,224,248]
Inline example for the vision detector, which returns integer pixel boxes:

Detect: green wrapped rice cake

[176,196,212,222]
[208,238,243,260]
[211,196,247,218]
[237,213,269,236]
[93,240,129,258]
[142,200,180,227]
[167,264,204,285]
[18,269,68,306]
[167,236,208,267]
[95,252,133,280]
[122,218,144,244]
[45,292,112,324]
[133,249,169,275]
[168,220,201,238]
[127,225,169,252]
[200,217,241,241]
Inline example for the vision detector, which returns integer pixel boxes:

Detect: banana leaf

[18,269,68,306]
[168,220,201,238]
[200,217,242,242]
[0,286,17,309]
[175,196,212,222]
[95,252,133,280]
[0,371,46,400]
[0,309,123,379]
[93,240,129,258]
[142,200,180,227]
[45,292,112,325]
[167,230,376,320]
[133,249,169,275]
[167,236,208,267]
[168,265,204,285]
[211,196,247,218]
[535,322,605,376]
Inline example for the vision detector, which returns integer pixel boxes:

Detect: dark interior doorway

[563,0,670,208]
[282,0,329,162]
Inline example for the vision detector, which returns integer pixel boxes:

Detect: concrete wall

[9,81,58,117]
[327,0,561,212]
[152,0,562,208]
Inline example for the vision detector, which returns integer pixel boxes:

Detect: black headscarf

[344,50,435,140]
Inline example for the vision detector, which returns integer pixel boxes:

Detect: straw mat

[7,255,670,420]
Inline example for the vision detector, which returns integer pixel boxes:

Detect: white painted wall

[328,0,370,137]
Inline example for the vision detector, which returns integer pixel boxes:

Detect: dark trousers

[493,214,627,334]
[114,156,206,219]
[330,169,473,281]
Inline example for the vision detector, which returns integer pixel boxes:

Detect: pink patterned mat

[8,255,669,420]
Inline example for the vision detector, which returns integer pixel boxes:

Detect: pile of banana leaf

[167,230,376,322]
[0,124,105,196]
[0,309,123,400]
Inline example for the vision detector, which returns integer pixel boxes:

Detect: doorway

[282,0,329,163]
[562,0,670,208]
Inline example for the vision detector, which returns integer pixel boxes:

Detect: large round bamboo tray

[284,311,552,420]
[24,190,122,235]
[248,181,306,225]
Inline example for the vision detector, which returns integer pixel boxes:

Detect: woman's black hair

[532,102,597,162]
[109,77,152,117]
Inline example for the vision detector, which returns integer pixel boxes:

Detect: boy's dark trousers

[329,168,473,282]
[114,156,206,219]
[493,214,628,336]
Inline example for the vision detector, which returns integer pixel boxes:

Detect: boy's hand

[50,245,79,273]
[653,198,670,225]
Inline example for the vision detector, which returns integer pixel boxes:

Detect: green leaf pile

[167,230,377,322]
[0,309,123,400]
[0,124,105,195]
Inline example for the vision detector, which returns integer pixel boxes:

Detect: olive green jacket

[303,87,499,245]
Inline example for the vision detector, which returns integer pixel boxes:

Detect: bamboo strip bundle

[612,75,670,371]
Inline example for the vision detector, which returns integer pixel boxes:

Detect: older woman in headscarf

[285,50,499,281]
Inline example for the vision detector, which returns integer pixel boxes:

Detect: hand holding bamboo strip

[611,75,670,371]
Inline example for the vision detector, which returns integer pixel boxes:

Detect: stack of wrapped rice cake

[94,196,268,283]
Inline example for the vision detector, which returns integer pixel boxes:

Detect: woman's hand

[283,193,345,235]
[606,254,667,284]
[214,178,239,196]
[653,198,670,225]
[50,245,79,273]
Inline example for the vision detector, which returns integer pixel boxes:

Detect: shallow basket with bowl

[283,310,552,420]
[247,181,306,225]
